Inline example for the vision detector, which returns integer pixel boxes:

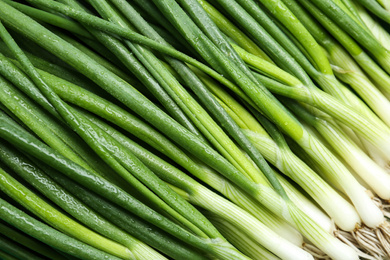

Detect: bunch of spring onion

[0,0,389,259]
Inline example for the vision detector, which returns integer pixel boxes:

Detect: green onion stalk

[354,0,390,22]
[0,144,199,260]
[0,196,124,260]
[23,0,290,226]
[160,0,341,231]
[0,247,20,260]
[87,0,275,189]
[45,63,308,257]
[0,20,230,246]
[326,45,390,127]
[290,0,390,99]
[192,1,365,151]
[0,166,135,260]
[286,101,390,201]
[135,0,366,258]
[0,60,126,186]
[378,0,390,10]
[0,234,47,260]
[285,124,390,258]
[206,214,280,260]
[199,0,390,170]
[168,4,386,237]
[210,0,382,125]
[196,71,381,253]
[195,0,273,63]
[53,0,205,142]
[354,2,390,51]
[21,0,390,159]
[309,0,390,73]
[0,220,68,260]
[241,0,390,138]
[106,2,326,236]
[232,43,390,137]
[0,142,208,260]
[20,2,292,247]
[77,112,312,260]
[354,2,390,52]
[201,76,361,232]
[9,37,310,260]
[0,1,361,258]
[275,0,390,170]
[0,18,252,259]
[26,63,304,249]
[0,108,252,260]
[188,0,389,172]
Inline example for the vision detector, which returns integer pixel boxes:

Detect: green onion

[206,214,280,260]
[0,249,19,260]
[0,220,68,260]
[309,0,390,74]
[0,14,232,245]
[0,166,134,259]
[287,101,390,200]
[197,71,361,232]
[0,234,44,260]
[0,196,123,260]
[106,0,286,194]
[0,109,249,260]
[0,142,169,260]
[76,110,310,259]
[42,68,304,247]
[355,0,390,23]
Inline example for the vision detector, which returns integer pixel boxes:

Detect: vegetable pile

[0,0,389,259]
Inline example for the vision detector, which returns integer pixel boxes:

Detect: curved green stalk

[0,249,20,260]
[0,167,134,259]
[96,0,262,183]
[196,0,273,62]
[14,0,240,92]
[355,0,390,23]
[0,197,123,260]
[0,221,68,260]
[255,0,331,74]
[0,0,261,209]
[59,0,203,140]
[0,15,226,241]
[107,0,285,195]
[77,107,309,260]
[234,44,390,131]
[0,111,248,260]
[43,168,207,260]
[0,143,187,260]
[213,0,390,140]
[328,45,390,127]
[378,0,390,10]
[212,0,389,139]
[287,0,390,98]
[354,2,390,50]
[186,185,312,260]
[0,74,116,178]
[144,0,361,258]
[283,0,390,164]
[206,0,312,86]
[0,4,355,257]
[49,73,302,246]
[1,0,90,38]
[205,77,360,231]
[309,0,390,73]
[0,235,44,260]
